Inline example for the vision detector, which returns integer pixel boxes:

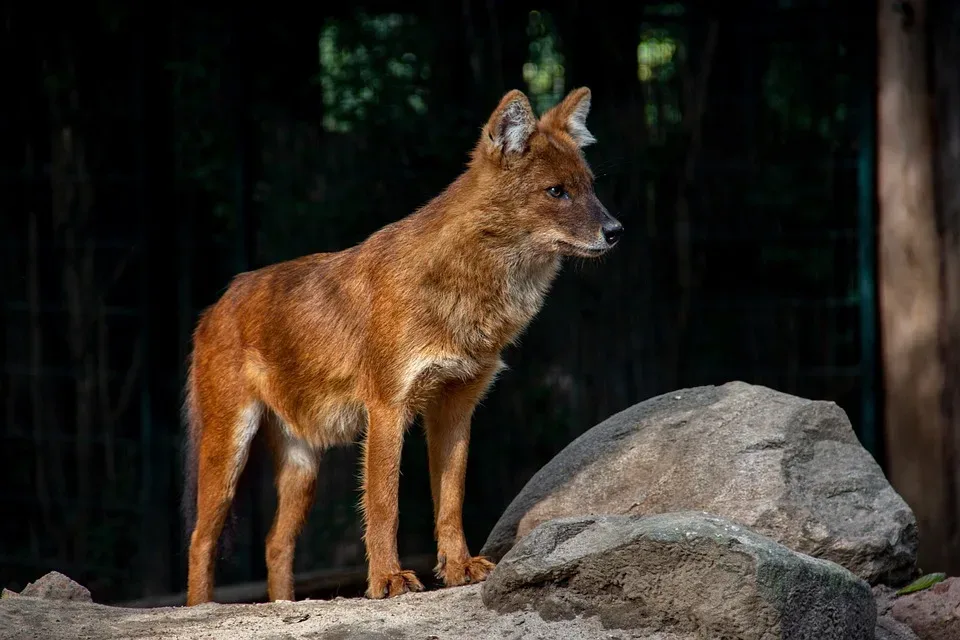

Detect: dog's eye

[546,185,566,199]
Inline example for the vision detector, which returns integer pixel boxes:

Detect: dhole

[182,86,623,604]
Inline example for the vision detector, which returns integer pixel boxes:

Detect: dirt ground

[0,583,681,640]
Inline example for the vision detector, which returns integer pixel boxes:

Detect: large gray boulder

[481,381,918,586]
[481,512,877,639]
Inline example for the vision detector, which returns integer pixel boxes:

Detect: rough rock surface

[17,571,92,602]
[481,381,918,585]
[481,512,876,639]
[875,615,921,640]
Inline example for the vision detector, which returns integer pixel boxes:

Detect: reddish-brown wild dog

[182,86,623,605]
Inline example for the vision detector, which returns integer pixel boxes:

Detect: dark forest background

[5,0,957,605]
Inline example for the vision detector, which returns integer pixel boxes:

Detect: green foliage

[635,21,685,137]
[897,572,947,596]
[254,11,439,264]
[637,28,678,83]
[523,10,566,113]
[315,13,430,133]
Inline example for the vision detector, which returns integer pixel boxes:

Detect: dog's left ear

[482,89,538,157]
[540,87,596,148]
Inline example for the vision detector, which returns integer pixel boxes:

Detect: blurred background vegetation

[5,0,946,604]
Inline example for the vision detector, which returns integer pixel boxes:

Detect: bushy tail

[180,358,239,560]
[180,363,200,546]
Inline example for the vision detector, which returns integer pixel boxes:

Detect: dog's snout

[602,218,623,246]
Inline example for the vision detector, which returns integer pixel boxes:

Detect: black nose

[602,219,623,246]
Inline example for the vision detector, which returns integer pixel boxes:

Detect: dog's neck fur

[374,171,561,355]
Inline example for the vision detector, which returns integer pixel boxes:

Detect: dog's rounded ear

[540,87,596,148]
[481,90,538,157]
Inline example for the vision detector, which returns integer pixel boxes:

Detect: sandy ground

[0,584,682,640]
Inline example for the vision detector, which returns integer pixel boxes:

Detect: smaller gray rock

[481,512,876,640]
[875,616,919,640]
[872,585,919,640]
[19,571,92,602]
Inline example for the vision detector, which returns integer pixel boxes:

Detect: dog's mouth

[556,240,609,258]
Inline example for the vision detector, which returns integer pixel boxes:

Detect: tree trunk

[931,0,960,573]
[877,0,955,574]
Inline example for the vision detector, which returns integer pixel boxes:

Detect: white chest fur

[504,254,561,325]
[397,353,483,404]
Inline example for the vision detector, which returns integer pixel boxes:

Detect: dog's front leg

[362,401,423,598]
